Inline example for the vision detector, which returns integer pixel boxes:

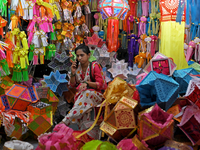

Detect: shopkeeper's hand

[78,83,87,92]
[71,60,77,75]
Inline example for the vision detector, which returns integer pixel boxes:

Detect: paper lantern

[0,95,10,111]
[144,52,177,76]
[100,96,138,142]
[10,119,24,140]
[108,59,130,79]
[98,0,129,20]
[186,85,200,108]
[48,51,71,72]
[44,70,68,97]
[4,84,39,111]
[27,102,53,136]
[98,0,129,52]
[37,124,77,150]
[136,71,179,110]
[173,68,199,94]
[126,65,142,84]
[95,44,111,67]
[178,106,200,145]
[36,87,59,114]
[84,32,105,48]
[185,77,200,97]
[138,104,174,147]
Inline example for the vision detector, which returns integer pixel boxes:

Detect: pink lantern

[98,0,129,52]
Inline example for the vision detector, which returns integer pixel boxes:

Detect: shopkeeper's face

[76,49,90,65]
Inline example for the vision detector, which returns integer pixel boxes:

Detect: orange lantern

[0,16,7,38]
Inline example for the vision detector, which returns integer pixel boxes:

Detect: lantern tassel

[22,65,29,81]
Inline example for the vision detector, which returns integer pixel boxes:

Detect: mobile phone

[76,59,79,69]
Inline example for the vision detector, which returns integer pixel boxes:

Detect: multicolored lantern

[98,0,129,20]
[4,84,39,111]
[98,0,129,52]
[27,102,53,136]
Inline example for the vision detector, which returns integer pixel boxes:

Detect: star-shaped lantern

[54,51,70,63]
[126,65,142,84]
[48,52,71,72]
[128,64,142,76]
[108,60,130,79]
[44,70,68,97]
[84,33,105,49]
[95,44,111,68]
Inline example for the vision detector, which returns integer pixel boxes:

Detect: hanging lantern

[98,0,129,52]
